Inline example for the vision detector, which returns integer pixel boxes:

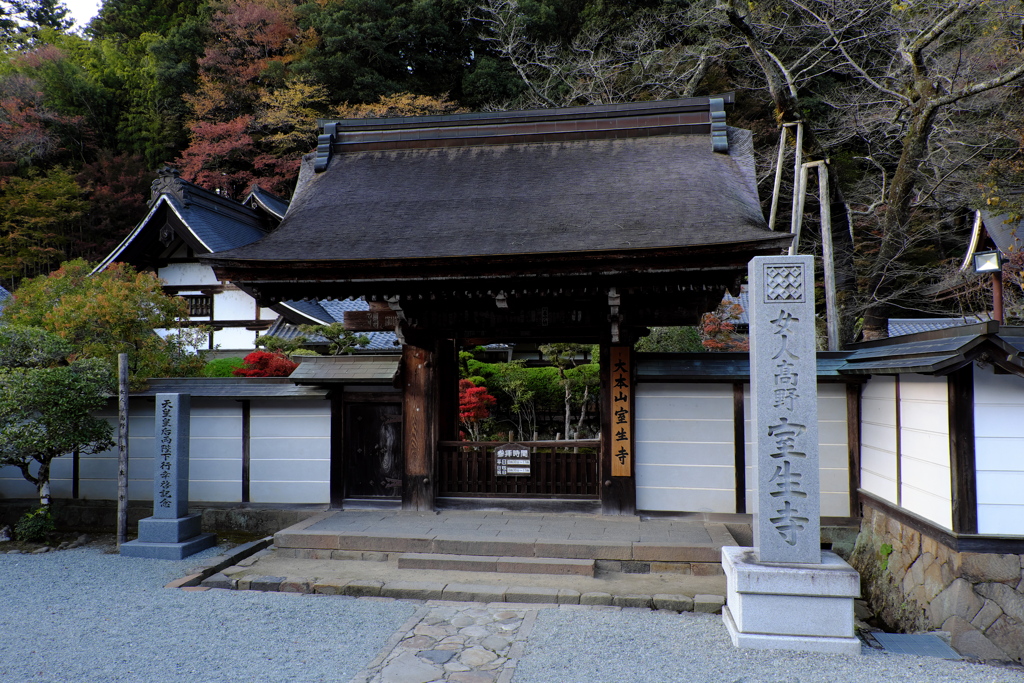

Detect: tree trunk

[860,106,938,340]
[722,3,858,347]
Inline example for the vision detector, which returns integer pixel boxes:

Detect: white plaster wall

[634,383,736,513]
[157,261,220,287]
[213,327,259,352]
[974,368,1024,535]
[860,376,898,504]
[0,397,331,505]
[742,384,851,518]
[898,375,952,530]
[215,288,257,319]
[249,399,330,504]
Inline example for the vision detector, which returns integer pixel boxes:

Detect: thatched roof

[206,97,788,283]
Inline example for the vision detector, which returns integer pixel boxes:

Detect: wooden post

[601,342,636,515]
[401,341,437,511]
[116,353,129,547]
[948,365,978,534]
[817,163,839,351]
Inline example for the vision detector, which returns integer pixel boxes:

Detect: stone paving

[348,601,541,683]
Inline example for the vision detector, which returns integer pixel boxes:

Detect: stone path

[349,601,601,683]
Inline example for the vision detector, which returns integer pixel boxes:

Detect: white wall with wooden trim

[634,383,735,513]
[634,382,851,516]
[898,375,952,530]
[248,399,331,504]
[860,376,898,505]
[0,397,330,505]
[974,369,1024,535]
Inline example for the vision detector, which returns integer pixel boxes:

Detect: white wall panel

[860,377,897,504]
[974,369,1024,534]
[635,384,734,513]
[248,399,330,504]
[898,375,951,530]
[157,262,220,286]
[636,382,851,516]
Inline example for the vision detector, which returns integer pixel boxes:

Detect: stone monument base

[722,546,862,656]
[120,513,217,560]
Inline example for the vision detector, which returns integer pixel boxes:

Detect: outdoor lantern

[973,250,1003,274]
[973,250,1005,324]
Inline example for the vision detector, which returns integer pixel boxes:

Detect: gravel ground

[0,545,416,683]
[512,608,1024,683]
[5,545,1024,683]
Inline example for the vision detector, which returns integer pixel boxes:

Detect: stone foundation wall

[850,503,1024,662]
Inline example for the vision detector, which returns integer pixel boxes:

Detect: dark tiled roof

[980,210,1023,256]
[166,193,267,254]
[269,297,400,350]
[887,317,983,338]
[840,323,1024,375]
[244,185,290,220]
[0,284,9,315]
[278,299,332,325]
[99,176,268,267]
[290,355,400,383]
[210,125,779,264]
[132,377,328,398]
[636,352,852,381]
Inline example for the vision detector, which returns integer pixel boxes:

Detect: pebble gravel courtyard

[3,542,1024,683]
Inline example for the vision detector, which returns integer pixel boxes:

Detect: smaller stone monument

[120,394,216,560]
[722,255,861,655]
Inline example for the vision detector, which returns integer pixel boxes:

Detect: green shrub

[202,357,245,377]
[15,506,55,542]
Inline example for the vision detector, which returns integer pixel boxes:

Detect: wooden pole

[768,126,788,232]
[817,162,840,351]
[116,353,129,547]
[788,122,804,248]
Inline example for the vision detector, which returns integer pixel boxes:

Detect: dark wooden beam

[846,383,862,519]
[401,342,438,511]
[240,399,251,504]
[948,365,978,534]
[733,383,746,514]
[330,395,345,508]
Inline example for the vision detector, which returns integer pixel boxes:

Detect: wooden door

[344,402,403,498]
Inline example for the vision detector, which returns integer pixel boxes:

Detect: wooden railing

[437,440,601,498]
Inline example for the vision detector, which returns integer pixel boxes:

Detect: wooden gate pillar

[401,341,438,511]
[601,341,636,515]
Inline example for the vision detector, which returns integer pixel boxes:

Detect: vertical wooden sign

[610,346,633,477]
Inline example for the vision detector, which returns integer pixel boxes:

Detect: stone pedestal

[120,394,216,560]
[722,546,862,655]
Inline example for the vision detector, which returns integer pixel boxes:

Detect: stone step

[275,531,728,564]
[397,553,595,577]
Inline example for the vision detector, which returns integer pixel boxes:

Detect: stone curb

[164,536,273,589]
[210,572,719,613]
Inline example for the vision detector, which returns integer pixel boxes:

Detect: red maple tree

[232,350,298,377]
[459,379,496,441]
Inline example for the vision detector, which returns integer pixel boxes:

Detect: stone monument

[722,255,861,655]
[120,394,216,560]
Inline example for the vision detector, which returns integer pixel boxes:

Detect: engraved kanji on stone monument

[154,393,190,519]
[749,256,820,564]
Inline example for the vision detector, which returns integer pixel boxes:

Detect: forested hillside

[2,0,1022,338]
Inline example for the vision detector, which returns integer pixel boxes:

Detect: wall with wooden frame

[634,381,854,517]
[974,369,1024,535]
[0,397,331,505]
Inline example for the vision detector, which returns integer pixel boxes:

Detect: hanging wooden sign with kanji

[610,346,633,477]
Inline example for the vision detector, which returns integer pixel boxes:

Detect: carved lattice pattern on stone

[764,264,805,303]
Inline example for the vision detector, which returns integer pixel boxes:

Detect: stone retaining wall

[850,503,1024,662]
